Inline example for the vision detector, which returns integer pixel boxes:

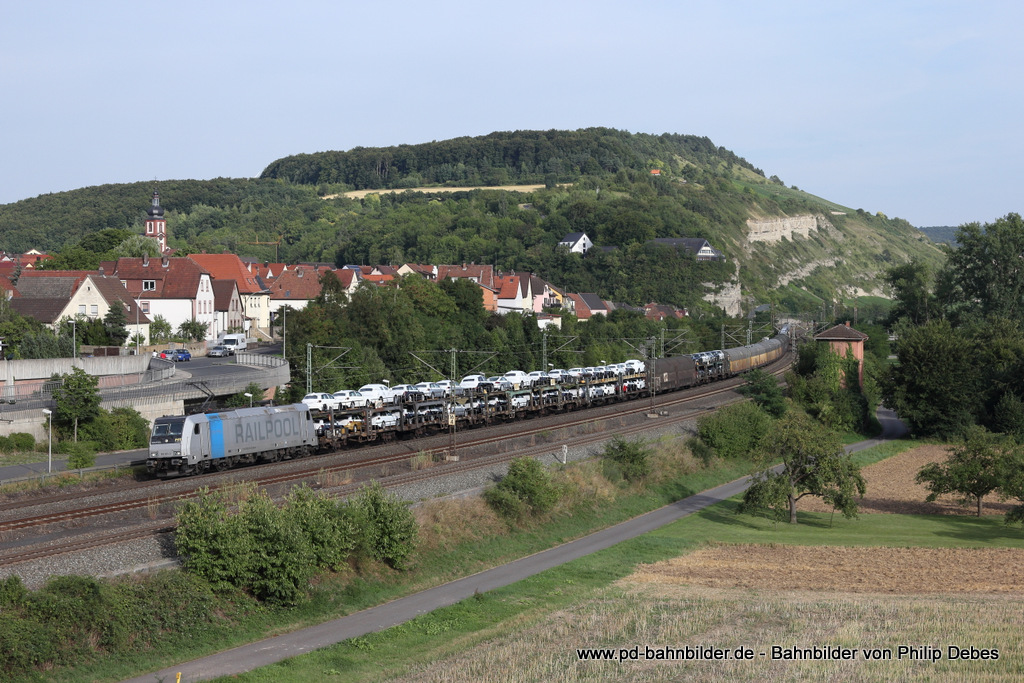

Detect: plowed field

[628,544,1024,593]
[797,444,1012,516]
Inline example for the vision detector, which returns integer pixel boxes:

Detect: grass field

[213,442,1024,682]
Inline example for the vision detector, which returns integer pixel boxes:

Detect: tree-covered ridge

[0,178,318,255]
[259,128,764,189]
[1,128,945,315]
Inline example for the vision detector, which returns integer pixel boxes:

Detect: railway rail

[0,352,791,570]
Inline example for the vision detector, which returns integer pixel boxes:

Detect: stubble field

[394,446,1024,682]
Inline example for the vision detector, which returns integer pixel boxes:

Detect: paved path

[122,407,908,682]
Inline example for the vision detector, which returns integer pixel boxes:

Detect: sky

[2,1,1021,227]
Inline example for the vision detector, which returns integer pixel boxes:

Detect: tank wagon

[147,403,317,477]
[147,333,788,477]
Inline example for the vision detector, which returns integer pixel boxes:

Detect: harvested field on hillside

[628,544,1024,594]
[332,184,550,199]
[798,444,1013,516]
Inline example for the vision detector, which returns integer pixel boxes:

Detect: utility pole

[541,330,547,371]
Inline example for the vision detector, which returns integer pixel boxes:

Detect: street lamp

[135,299,141,355]
[243,392,253,408]
[42,409,52,473]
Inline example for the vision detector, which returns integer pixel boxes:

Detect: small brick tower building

[814,321,869,387]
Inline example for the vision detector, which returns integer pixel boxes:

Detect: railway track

[0,353,791,568]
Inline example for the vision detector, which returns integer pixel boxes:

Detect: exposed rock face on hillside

[704,262,743,317]
[746,214,834,243]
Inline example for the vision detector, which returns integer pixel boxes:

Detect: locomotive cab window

[194,425,201,435]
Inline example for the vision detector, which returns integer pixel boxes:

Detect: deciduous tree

[51,367,101,442]
[881,320,980,438]
[916,426,1008,517]
[739,411,865,524]
[940,213,1024,323]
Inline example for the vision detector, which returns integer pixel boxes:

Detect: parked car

[207,345,232,358]
[301,392,338,411]
[163,349,191,362]
[332,389,368,409]
[546,368,569,382]
[358,384,396,405]
[414,382,446,399]
[434,380,456,397]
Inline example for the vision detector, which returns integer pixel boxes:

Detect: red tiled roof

[816,323,869,341]
[335,268,356,289]
[104,257,209,299]
[270,267,324,300]
[188,254,266,294]
[436,264,495,289]
[495,276,520,300]
[246,262,287,279]
[0,276,18,298]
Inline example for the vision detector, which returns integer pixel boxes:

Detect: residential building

[211,280,244,338]
[12,271,151,343]
[579,293,610,317]
[494,275,524,314]
[101,256,216,340]
[436,264,496,289]
[565,293,591,320]
[643,303,687,321]
[397,263,437,279]
[188,253,271,338]
[558,232,593,255]
[267,265,327,314]
[648,237,724,261]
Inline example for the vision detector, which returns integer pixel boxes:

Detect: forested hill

[0,128,945,316]
[259,128,764,189]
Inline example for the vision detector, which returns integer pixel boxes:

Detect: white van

[218,333,248,353]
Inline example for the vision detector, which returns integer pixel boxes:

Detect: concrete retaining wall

[1,356,150,384]
[1,395,183,442]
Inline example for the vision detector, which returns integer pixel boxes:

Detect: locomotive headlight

[173,450,181,456]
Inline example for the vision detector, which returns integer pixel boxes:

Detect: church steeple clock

[144,191,168,253]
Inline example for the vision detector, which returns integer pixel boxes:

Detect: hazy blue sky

[2,1,1021,227]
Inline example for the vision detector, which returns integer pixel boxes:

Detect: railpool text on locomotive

[234,415,300,442]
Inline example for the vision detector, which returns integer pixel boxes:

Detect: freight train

[147,333,788,477]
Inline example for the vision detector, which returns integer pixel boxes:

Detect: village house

[558,232,593,255]
[211,280,244,338]
[188,253,272,339]
[12,271,151,343]
[648,237,724,261]
[436,264,496,289]
[100,256,216,341]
